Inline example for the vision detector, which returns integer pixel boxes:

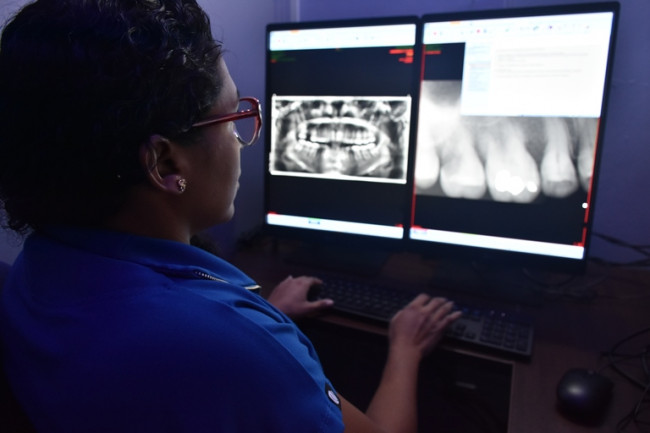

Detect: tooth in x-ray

[540,117,579,198]
[438,125,486,199]
[482,119,541,203]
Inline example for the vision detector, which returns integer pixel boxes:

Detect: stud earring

[177,178,187,193]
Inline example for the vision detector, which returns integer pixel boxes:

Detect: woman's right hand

[388,294,462,361]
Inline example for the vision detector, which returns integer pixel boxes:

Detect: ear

[139,134,187,195]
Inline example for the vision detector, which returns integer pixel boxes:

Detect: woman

[0,0,460,432]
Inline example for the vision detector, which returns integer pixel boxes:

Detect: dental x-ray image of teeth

[416,80,599,203]
[270,95,411,183]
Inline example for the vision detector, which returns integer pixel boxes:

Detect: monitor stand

[428,260,546,306]
[285,242,389,277]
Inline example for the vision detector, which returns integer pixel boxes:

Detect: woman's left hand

[267,275,334,319]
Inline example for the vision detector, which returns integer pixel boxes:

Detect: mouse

[556,368,613,425]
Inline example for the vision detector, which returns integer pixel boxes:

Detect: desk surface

[230,238,650,433]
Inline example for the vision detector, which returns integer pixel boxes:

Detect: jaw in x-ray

[271,96,411,182]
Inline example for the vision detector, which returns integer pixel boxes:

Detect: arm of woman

[340,395,388,433]
[342,295,461,433]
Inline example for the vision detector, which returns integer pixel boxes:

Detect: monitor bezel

[263,15,421,255]
[407,2,620,274]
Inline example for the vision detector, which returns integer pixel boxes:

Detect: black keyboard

[311,275,534,359]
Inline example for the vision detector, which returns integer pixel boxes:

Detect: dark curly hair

[0,0,223,234]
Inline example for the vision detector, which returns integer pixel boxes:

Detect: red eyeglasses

[191,96,262,147]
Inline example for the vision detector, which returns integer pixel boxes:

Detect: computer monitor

[264,17,419,268]
[410,2,619,280]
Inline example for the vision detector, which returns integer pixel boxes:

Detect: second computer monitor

[411,3,619,272]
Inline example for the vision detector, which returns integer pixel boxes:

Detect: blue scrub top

[0,226,344,433]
